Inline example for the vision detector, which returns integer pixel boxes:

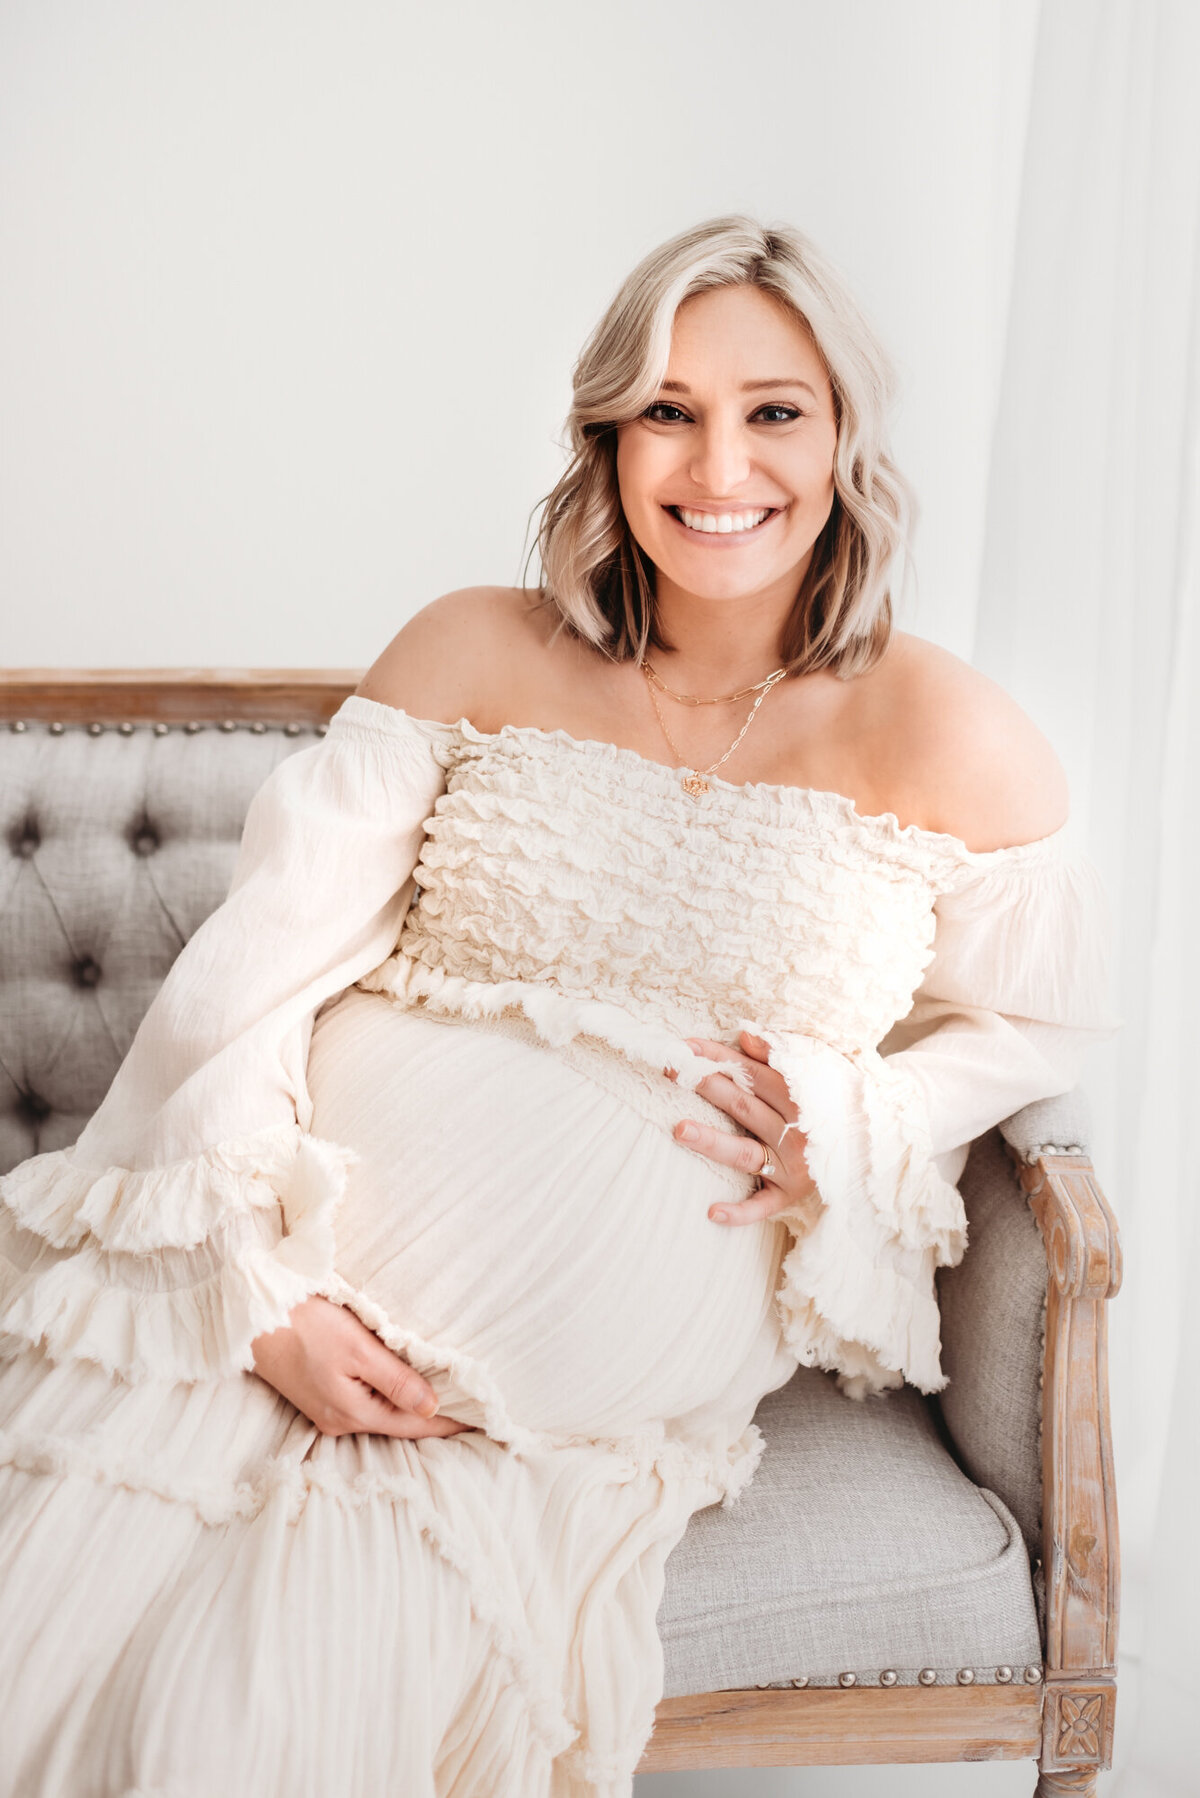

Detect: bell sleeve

[0,698,450,1384]
[746,830,1122,1402]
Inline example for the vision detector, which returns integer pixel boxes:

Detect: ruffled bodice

[373,708,1078,1061]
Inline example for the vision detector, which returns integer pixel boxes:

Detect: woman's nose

[688,422,752,498]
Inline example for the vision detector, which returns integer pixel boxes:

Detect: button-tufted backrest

[0,720,324,1172]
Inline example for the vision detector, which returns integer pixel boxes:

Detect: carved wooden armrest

[1009,1142,1122,1786]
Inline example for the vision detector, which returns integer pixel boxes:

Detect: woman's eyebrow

[659,378,819,398]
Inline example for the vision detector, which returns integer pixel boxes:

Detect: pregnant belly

[305,986,787,1443]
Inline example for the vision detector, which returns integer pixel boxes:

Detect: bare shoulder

[879,632,1069,851]
[355,586,549,724]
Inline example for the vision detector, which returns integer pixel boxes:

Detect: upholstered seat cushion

[657,1364,1041,1697]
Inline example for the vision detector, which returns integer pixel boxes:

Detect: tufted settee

[0,671,1122,1795]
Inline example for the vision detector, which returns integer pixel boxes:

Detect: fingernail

[711,1208,729,1223]
[678,1123,697,1142]
[419,1396,438,1417]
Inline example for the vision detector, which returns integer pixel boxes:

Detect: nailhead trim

[1025,1142,1086,1162]
[735,1665,1044,1691]
[13,721,328,736]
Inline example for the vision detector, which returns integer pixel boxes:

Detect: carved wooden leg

[1035,1769,1097,1795]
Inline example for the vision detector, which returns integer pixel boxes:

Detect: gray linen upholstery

[657,1367,1041,1697]
[935,1128,1047,1561]
[0,723,313,1170]
[1,716,1054,1698]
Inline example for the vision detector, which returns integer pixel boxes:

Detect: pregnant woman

[0,216,1118,1796]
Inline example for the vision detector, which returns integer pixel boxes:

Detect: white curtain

[972,2,1200,1791]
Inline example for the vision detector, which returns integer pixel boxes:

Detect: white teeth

[676,507,771,535]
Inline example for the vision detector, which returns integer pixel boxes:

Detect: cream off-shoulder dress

[0,694,1120,1798]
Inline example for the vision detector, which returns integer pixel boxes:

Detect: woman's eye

[641,401,803,425]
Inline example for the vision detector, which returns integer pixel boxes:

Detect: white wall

[2,0,1037,672]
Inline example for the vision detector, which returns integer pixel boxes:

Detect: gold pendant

[682,771,712,798]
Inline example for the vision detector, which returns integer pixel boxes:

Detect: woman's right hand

[250,1295,476,1439]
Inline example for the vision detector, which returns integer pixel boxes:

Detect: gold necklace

[641,660,789,798]
[642,659,789,707]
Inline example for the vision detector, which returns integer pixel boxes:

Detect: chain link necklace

[640,659,790,798]
[642,659,788,707]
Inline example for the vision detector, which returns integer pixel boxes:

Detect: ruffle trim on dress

[0,1411,755,1531]
[605,1420,765,1508]
[356,956,759,1096]
[0,1130,355,1383]
[0,1122,304,1254]
[0,1426,578,1763]
[324,1273,766,1504]
[712,1420,767,1508]
[744,1022,968,1400]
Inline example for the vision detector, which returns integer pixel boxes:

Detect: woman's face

[615,283,838,616]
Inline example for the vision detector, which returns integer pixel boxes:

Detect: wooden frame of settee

[0,668,1122,1794]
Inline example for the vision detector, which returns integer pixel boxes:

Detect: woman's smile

[665,503,783,541]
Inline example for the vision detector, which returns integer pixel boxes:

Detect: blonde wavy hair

[530,215,916,677]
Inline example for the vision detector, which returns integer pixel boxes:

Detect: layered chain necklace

[640,657,789,798]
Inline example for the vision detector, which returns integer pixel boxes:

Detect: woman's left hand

[665,1029,823,1230]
